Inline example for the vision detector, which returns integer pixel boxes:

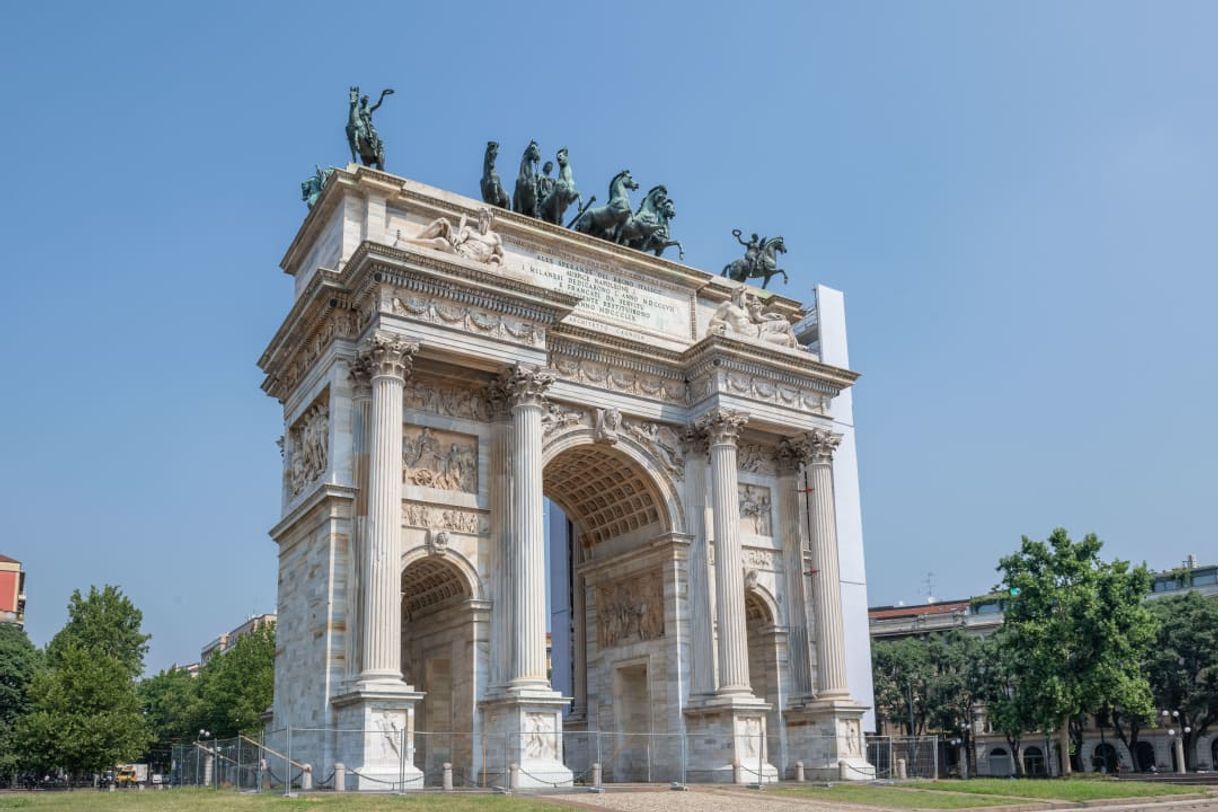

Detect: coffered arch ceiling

[543,445,669,547]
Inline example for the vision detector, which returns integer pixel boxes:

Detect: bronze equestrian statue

[346,86,393,170]
[721,230,789,288]
[512,140,542,218]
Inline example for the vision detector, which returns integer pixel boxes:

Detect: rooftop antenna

[922,571,936,604]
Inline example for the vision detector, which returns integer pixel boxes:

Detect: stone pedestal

[481,696,574,788]
[685,697,779,784]
[332,687,425,790]
[786,700,875,781]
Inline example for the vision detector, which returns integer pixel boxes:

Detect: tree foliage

[46,586,149,678]
[996,529,1156,769]
[194,623,275,739]
[1146,591,1218,769]
[16,585,151,779]
[0,624,42,778]
[139,666,201,752]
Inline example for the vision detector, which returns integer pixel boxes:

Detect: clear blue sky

[1,2,1214,673]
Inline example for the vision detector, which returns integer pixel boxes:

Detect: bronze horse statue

[538,147,581,225]
[346,86,393,170]
[721,233,788,289]
[512,140,542,218]
[618,185,669,250]
[571,170,639,241]
[636,196,683,260]
[480,141,510,210]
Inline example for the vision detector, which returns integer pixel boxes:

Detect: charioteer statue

[346,86,394,170]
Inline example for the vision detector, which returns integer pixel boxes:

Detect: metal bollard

[838,760,849,781]
[795,761,805,782]
[592,762,602,789]
[896,757,907,780]
[334,763,345,792]
[443,762,453,791]
[301,764,313,791]
[509,762,520,790]
[733,761,743,784]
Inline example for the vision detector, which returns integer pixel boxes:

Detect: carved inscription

[596,570,665,648]
[402,426,477,492]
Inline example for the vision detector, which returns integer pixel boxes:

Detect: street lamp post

[1160,710,1190,775]
[199,729,212,789]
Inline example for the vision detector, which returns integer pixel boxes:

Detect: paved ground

[543,788,1218,812]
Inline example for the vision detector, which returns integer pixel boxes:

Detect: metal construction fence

[170,729,941,792]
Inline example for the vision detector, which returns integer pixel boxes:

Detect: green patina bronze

[300,165,335,209]
[480,141,511,210]
[512,140,542,218]
[538,147,581,225]
[721,230,789,288]
[571,169,638,241]
[346,86,394,170]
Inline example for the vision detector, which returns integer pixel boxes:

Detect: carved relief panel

[596,570,665,648]
[739,484,773,536]
[286,392,329,497]
[402,426,478,492]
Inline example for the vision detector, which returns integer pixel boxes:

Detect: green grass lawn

[771,784,1017,809]
[909,777,1203,802]
[0,789,560,812]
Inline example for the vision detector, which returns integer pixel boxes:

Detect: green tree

[17,585,151,781]
[1146,591,1218,770]
[924,632,990,776]
[996,529,1156,775]
[16,646,151,780]
[139,666,202,753]
[0,624,42,781]
[47,585,149,678]
[982,627,1040,776]
[195,623,275,739]
[871,636,932,735]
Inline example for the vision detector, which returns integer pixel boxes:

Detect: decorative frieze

[707,544,780,572]
[542,402,589,437]
[287,395,329,497]
[391,292,545,348]
[596,570,665,648]
[739,484,773,536]
[550,353,687,404]
[401,502,489,536]
[738,442,777,476]
[402,426,477,493]
[403,377,491,421]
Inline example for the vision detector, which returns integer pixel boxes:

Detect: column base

[331,686,425,791]
[480,694,574,788]
[786,698,875,781]
[684,695,779,784]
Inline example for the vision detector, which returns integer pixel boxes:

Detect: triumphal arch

[260,165,875,788]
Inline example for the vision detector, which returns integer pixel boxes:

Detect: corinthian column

[355,333,418,687]
[346,357,373,682]
[777,438,814,701]
[502,364,555,690]
[804,428,850,699]
[696,408,753,697]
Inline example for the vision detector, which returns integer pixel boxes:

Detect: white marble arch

[399,545,485,603]
[541,428,687,537]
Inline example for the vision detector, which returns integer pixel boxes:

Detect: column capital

[805,427,842,464]
[348,355,374,399]
[497,364,555,409]
[358,333,419,380]
[694,409,749,448]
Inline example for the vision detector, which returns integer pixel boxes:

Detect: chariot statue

[721,229,789,289]
[571,170,638,241]
[619,185,683,259]
[512,140,542,218]
[480,141,511,210]
[538,147,581,226]
[346,86,394,170]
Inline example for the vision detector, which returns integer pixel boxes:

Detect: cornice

[682,334,859,394]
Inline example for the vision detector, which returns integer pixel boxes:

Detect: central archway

[541,439,683,780]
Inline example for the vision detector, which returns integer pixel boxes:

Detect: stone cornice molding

[683,335,858,394]
[498,363,555,409]
[695,408,750,448]
[358,333,419,380]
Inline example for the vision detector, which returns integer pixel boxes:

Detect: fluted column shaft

[347,360,373,681]
[357,335,417,686]
[806,429,849,698]
[488,399,514,690]
[699,410,752,696]
[503,365,555,689]
[777,440,814,700]
[684,433,717,697]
